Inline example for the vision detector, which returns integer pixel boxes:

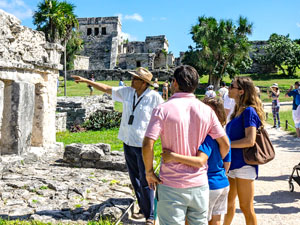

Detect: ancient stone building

[77,16,174,71]
[0,9,63,157]
[246,41,277,74]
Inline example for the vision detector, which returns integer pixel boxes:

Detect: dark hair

[295,81,299,86]
[173,65,199,93]
[220,81,226,87]
[120,77,123,81]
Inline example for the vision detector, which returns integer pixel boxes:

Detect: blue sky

[1,0,300,57]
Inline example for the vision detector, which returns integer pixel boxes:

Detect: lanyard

[132,94,144,114]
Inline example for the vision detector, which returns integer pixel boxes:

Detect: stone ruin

[77,16,176,71]
[0,9,63,169]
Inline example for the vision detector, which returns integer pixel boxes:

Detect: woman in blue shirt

[223,77,264,225]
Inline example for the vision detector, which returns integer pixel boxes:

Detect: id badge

[128,115,134,125]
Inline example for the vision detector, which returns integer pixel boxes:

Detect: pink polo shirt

[145,92,226,188]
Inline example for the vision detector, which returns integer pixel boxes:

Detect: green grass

[59,73,300,104]
[266,110,297,135]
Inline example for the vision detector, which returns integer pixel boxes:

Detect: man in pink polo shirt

[142,65,230,225]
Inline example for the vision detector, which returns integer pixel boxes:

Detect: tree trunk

[210,74,221,91]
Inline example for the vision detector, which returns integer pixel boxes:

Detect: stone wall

[118,53,155,70]
[55,112,67,132]
[74,55,89,70]
[0,9,63,156]
[245,41,277,74]
[68,69,174,81]
[126,41,145,53]
[56,95,114,128]
[78,17,122,70]
[145,35,169,53]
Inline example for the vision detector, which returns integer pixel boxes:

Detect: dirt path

[229,125,300,225]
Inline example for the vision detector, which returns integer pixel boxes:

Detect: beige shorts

[228,165,256,180]
[208,186,229,221]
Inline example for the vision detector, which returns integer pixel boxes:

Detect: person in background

[285,81,300,139]
[162,80,169,100]
[224,77,264,225]
[218,81,228,99]
[255,86,261,99]
[72,67,164,225]
[143,65,230,225]
[119,77,125,86]
[223,93,235,124]
[205,85,216,98]
[88,74,95,95]
[268,83,280,128]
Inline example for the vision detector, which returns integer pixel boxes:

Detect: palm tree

[187,16,253,89]
[33,0,79,95]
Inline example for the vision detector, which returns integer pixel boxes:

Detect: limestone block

[0,80,4,139]
[0,81,35,155]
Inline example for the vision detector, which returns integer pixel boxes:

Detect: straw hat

[271,83,278,88]
[128,67,153,85]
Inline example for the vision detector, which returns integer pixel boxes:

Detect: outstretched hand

[71,75,86,83]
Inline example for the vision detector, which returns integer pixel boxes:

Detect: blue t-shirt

[288,89,300,110]
[226,107,261,175]
[199,135,231,190]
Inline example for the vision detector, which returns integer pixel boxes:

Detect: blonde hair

[203,97,227,127]
[230,76,265,123]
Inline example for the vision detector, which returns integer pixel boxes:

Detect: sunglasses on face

[229,83,240,89]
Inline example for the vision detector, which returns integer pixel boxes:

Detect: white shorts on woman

[228,165,256,180]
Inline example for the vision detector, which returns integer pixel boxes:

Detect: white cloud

[0,0,33,19]
[115,13,143,22]
[160,17,167,21]
[124,13,143,22]
[121,32,138,42]
[297,22,300,28]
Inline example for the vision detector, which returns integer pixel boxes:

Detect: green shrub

[83,111,122,130]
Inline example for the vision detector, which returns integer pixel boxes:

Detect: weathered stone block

[0,81,35,155]
[0,80,4,139]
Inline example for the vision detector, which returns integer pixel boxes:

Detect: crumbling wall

[74,55,89,70]
[0,9,63,155]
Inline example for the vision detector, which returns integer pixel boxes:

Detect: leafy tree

[33,0,80,96]
[256,34,300,76]
[183,16,253,89]
[65,30,84,70]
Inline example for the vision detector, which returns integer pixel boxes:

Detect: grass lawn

[266,110,297,136]
[58,73,299,105]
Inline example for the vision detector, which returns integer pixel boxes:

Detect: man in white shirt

[218,81,228,99]
[223,93,235,123]
[72,68,164,224]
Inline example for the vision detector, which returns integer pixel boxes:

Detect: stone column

[0,80,4,139]
[31,73,57,147]
[0,81,35,155]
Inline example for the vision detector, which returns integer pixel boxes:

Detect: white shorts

[228,165,256,180]
[292,110,300,128]
[208,186,229,221]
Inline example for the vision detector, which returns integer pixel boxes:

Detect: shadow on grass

[246,73,299,81]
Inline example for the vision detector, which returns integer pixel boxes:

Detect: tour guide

[72,67,163,225]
